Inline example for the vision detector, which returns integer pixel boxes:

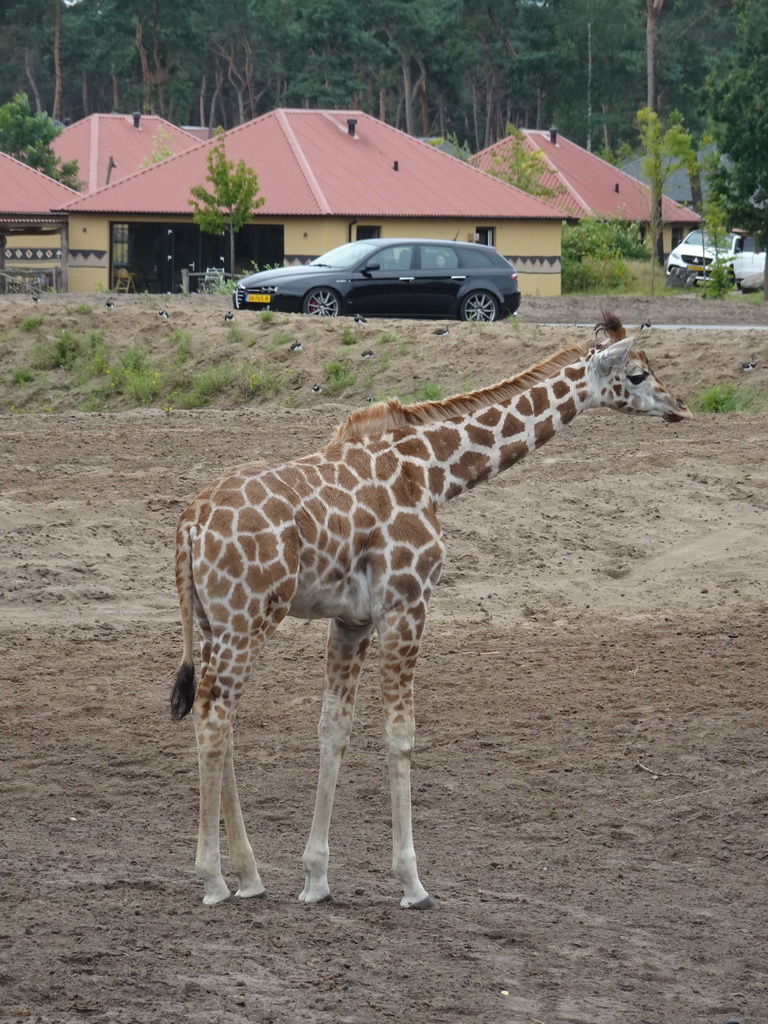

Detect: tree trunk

[135,20,151,111]
[53,0,63,122]
[646,0,664,112]
[24,52,43,112]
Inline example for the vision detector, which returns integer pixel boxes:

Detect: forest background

[0,0,741,158]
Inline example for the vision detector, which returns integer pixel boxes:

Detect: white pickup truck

[665,230,765,286]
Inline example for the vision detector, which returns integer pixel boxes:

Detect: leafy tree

[483,124,565,200]
[636,107,695,287]
[189,131,264,274]
[708,0,768,300]
[0,92,81,188]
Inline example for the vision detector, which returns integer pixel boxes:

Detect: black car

[232,238,520,322]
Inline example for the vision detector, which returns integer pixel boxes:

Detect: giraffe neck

[402,359,592,506]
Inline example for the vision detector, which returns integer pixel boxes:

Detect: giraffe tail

[171,521,197,721]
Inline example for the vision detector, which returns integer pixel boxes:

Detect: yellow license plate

[247,293,271,303]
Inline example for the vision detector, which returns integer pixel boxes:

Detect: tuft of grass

[323,359,356,395]
[415,381,446,402]
[227,323,247,345]
[21,316,43,332]
[259,310,276,324]
[240,365,285,400]
[340,326,358,346]
[30,328,85,370]
[110,345,161,405]
[691,382,761,413]
[377,331,399,345]
[75,302,93,314]
[268,330,294,351]
[170,361,239,408]
[169,328,192,365]
[11,366,36,385]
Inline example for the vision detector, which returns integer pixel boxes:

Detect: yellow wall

[64,212,562,295]
[67,214,111,293]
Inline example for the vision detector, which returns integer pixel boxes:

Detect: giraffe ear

[592,336,635,375]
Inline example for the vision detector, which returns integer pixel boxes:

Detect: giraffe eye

[627,371,648,386]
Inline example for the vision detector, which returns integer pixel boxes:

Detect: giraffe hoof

[235,887,267,900]
[404,895,437,910]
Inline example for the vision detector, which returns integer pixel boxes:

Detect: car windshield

[682,230,732,249]
[309,241,380,269]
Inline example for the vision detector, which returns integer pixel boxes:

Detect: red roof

[63,109,563,220]
[53,113,202,193]
[473,130,700,225]
[0,150,79,217]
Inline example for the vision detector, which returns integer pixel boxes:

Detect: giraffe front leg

[300,619,372,904]
[379,608,434,910]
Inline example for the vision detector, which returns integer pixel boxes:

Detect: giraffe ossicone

[171,312,691,909]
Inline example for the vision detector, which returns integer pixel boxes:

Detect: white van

[666,230,765,286]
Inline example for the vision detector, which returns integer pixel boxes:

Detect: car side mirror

[363,262,380,271]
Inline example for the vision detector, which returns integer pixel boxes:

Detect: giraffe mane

[331,342,591,442]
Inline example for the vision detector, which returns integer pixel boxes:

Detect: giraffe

[171,312,691,909]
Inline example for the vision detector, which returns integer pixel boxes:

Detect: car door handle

[451,275,466,280]
[399,276,415,282]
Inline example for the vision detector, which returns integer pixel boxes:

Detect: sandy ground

[1,292,767,1024]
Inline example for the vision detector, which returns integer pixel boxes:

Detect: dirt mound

[0,291,766,414]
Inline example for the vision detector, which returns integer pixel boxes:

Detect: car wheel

[303,287,341,316]
[460,290,499,322]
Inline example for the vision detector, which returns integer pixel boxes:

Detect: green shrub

[703,260,734,300]
[170,362,239,408]
[169,328,192,364]
[241,365,285,400]
[11,366,35,385]
[415,381,446,401]
[562,217,647,293]
[691,382,761,413]
[21,316,43,332]
[323,359,355,395]
[340,326,358,345]
[30,329,86,370]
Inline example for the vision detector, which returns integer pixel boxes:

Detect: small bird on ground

[640,317,652,332]
[354,313,367,323]
[224,311,234,322]
[741,356,757,372]
[289,340,302,352]
[32,293,39,302]
[311,383,323,394]
[105,298,115,309]
[158,308,168,319]
[433,326,449,336]
[361,349,374,359]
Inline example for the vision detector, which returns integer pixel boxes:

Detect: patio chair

[114,267,136,293]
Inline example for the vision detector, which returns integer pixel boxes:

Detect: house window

[112,223,129,266]
[475,227,494,246]
[357,225,381,240]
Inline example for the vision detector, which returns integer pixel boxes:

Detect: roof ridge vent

[347,118,357,137]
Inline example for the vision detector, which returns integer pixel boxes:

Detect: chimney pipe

[347,118,357,137]
[133,111,141,129]
[549,127,557,145]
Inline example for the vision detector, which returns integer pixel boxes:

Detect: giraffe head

[588,337,692,422]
